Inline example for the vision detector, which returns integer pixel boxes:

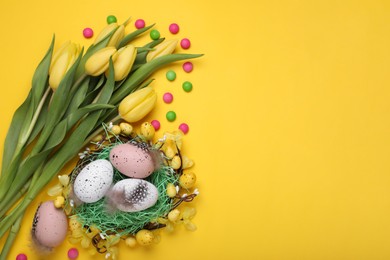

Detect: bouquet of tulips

[0,18,202,258]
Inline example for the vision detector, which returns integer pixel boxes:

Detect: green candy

[182,81,193,92]
[150,29,160,40]
[166,70,176,81]
[107,15,117,24]
[166,111,176,122]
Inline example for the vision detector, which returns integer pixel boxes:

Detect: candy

[135,19,145,29]
[16,254,27,260]
[67,248,79,259]
[163,92,174,103]
[150,29,160,40]
[166,70,176,81]
[180,38,191,49]
[169,23,180,34]
[179,123,189,134]
[82,28,94,38]
[182,81,193,92]
[166,111,176,122]
[151,120,160,130]
[106,15,117,24]
[183,62,193,73]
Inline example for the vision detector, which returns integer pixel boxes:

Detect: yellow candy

[135,229,154,246]
[119,122,133,135]
[54,196,65,208]
[179,172,197,189]
[166,183,177,198]
[168,209,180,222]
[125,237,137,247]
[111,125,121,135]
[170,155,181,170]
[140,122,155,141]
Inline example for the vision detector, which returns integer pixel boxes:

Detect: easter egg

[109,143,155,178]
[32,201,68,249]
[73,159,114,203]
[109,179,158,212]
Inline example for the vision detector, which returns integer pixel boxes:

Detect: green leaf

[64,78,89,117]
[118,24,155,49]
[26,91,51,145]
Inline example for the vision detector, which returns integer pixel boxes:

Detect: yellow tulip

[85,47,117,76]
[94,23,118,45]
[107,25,125,48]
[108,45,136,81]
[118,87,157,123]
[49,41,81,90]
[146,39,178,62]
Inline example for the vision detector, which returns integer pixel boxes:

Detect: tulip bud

[107,45,136,81]
[94,23,118,45]
[119,87,157,123]
[107,25,125,48]
[146,39,178,62]
[49,41,81,90]
[85,47,117,76]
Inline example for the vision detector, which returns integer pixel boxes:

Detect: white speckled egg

[73,159,113,203]
[108,179,158,212]
[32,201,68,249]
[109,143,155,178]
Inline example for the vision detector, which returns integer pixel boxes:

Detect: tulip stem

[22,86,51,145]
[0,215,22,260]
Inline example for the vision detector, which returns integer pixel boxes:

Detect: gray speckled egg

[109,179,158,212]
[74,159,113,203]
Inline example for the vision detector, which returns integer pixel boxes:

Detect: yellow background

[1,0,390,259]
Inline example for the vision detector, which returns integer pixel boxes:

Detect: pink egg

[83,28,94,38]
[180,38,191,49]
[110,143,155,178]
[32,201,68,249]
[163,92,174,103]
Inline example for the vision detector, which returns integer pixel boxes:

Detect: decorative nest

[48,123,198,257]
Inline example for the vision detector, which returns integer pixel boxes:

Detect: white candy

[73,159,114,203]
[109,179,158,212]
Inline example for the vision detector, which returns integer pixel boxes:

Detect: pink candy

[68,248,79,259]
[16,254,27,260]
[180,38,191,49]
[163,92,174,103]
[179,123,189,134]
[183,62,193,73]
[151,120,161,131]
[83,28,94,38]
[135,19,145,29]
[169,23,180,34]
